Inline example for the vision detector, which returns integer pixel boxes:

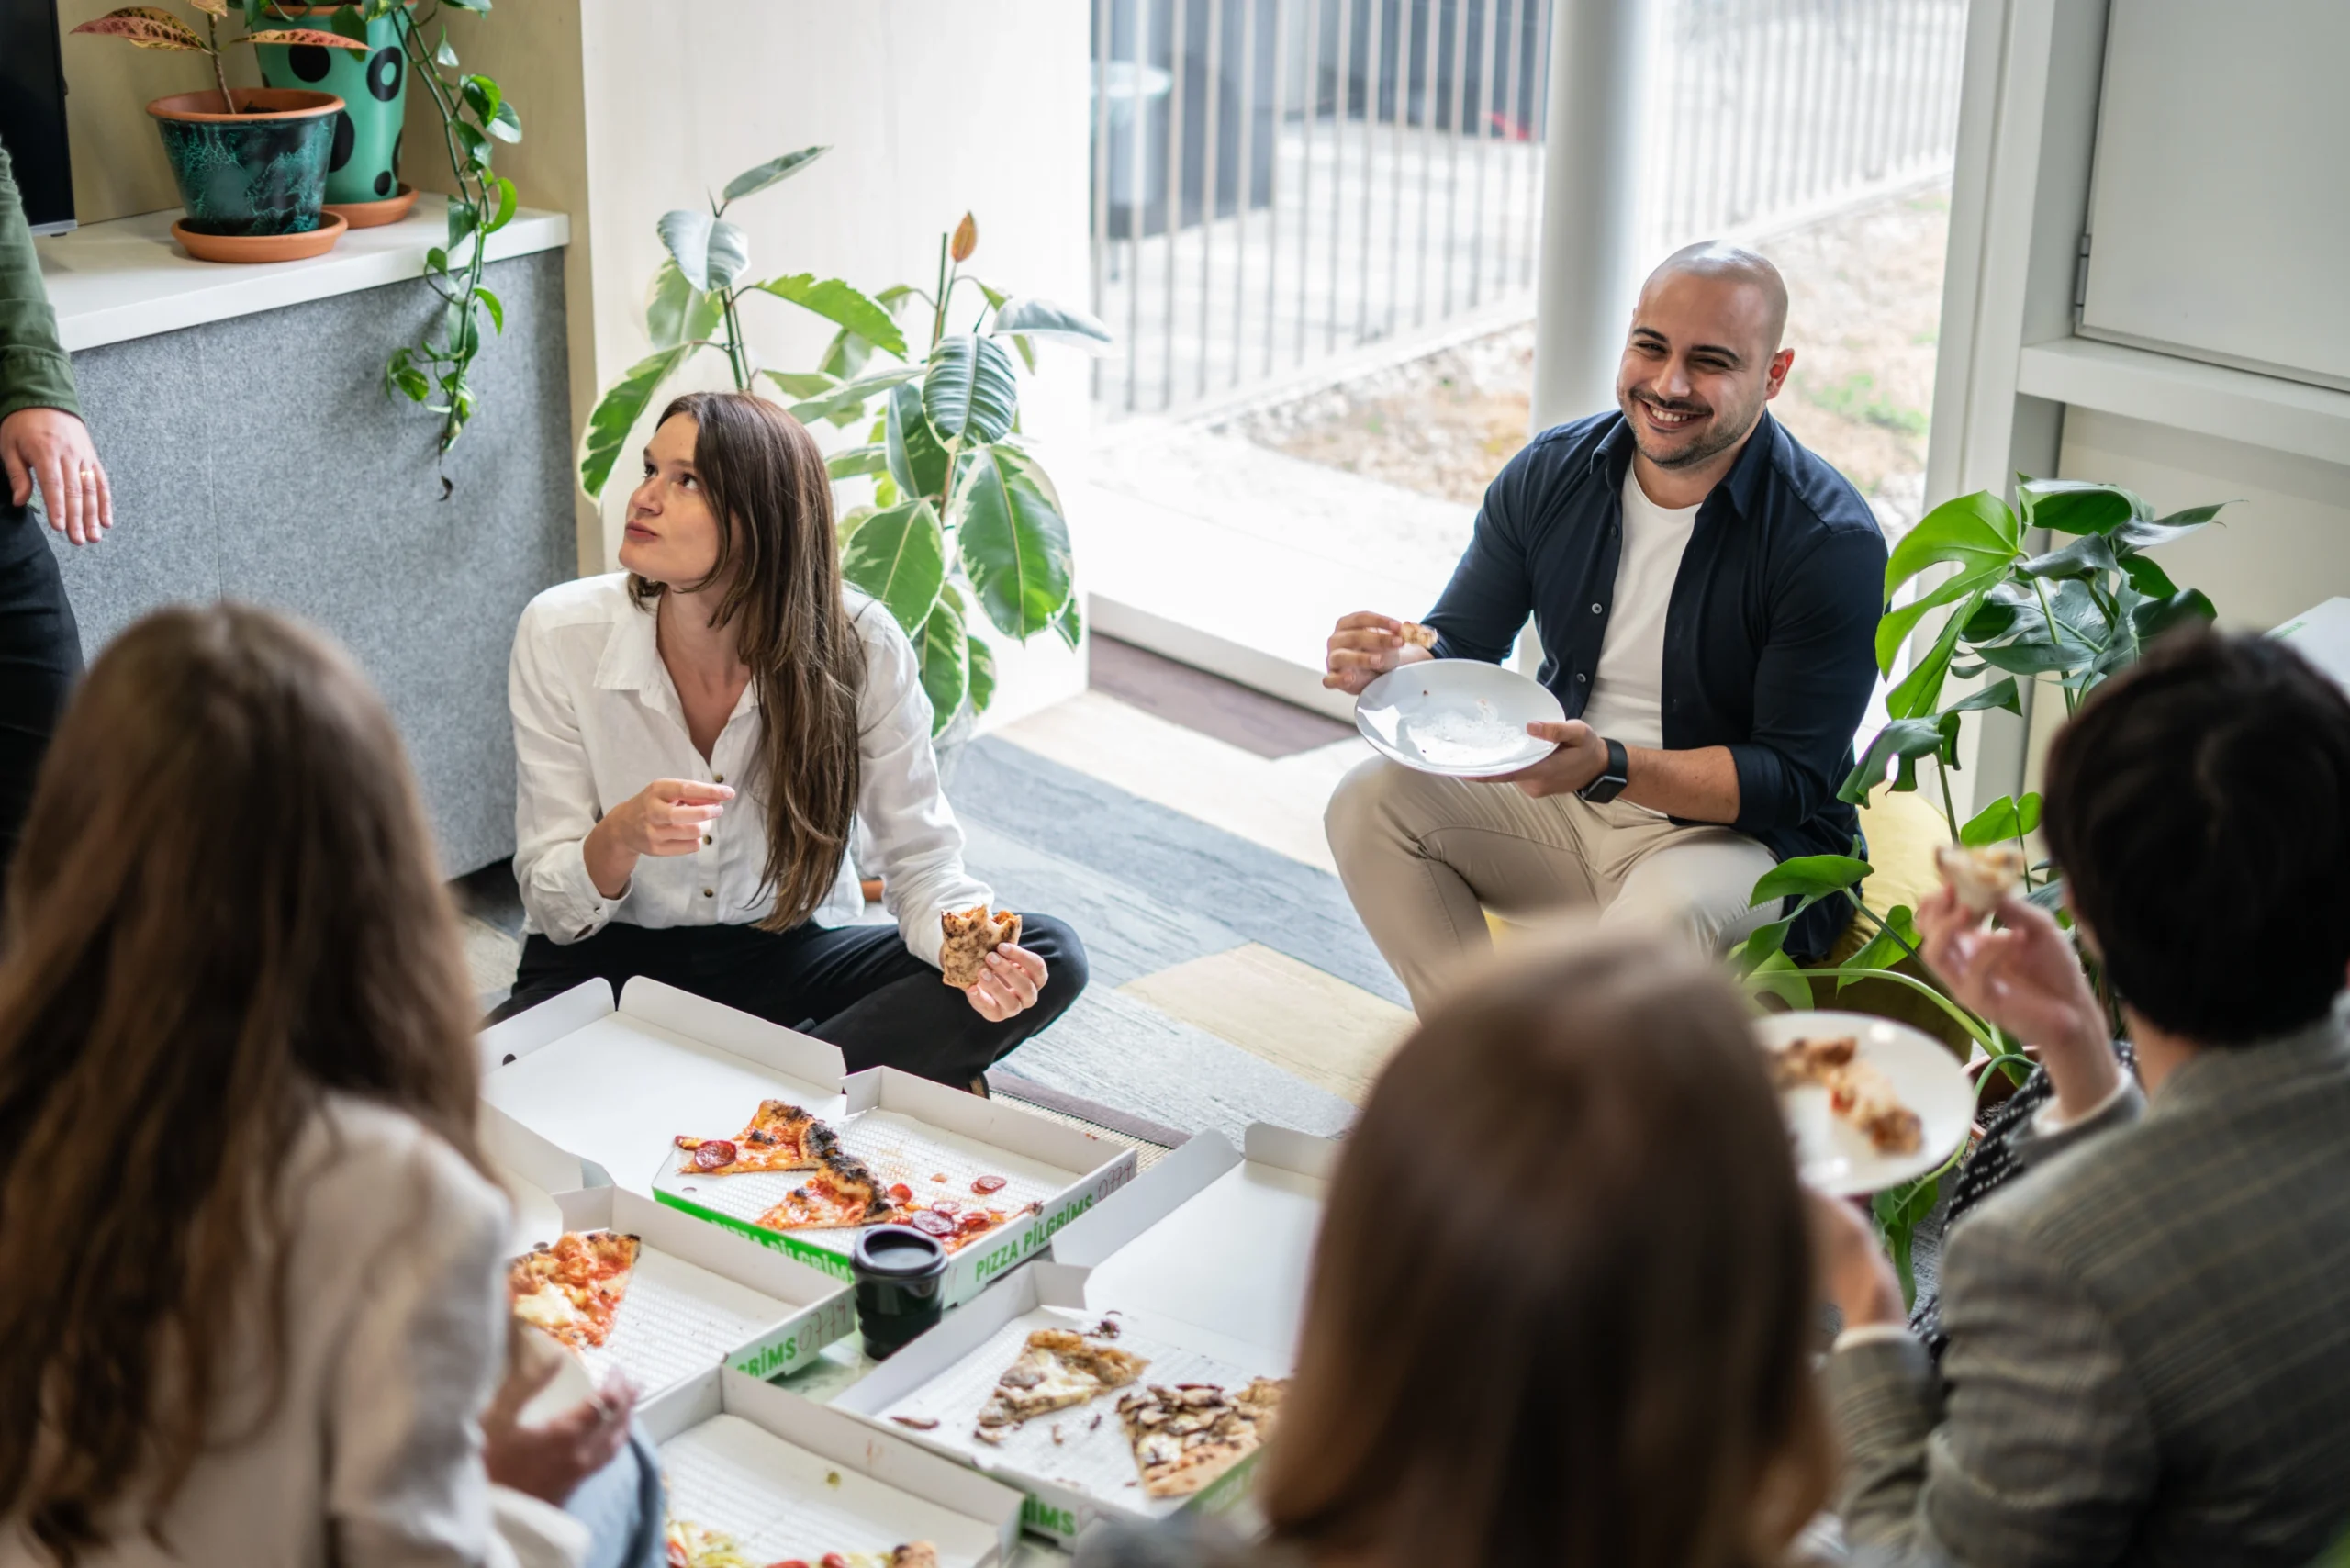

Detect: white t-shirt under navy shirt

[1577,466,1702,753]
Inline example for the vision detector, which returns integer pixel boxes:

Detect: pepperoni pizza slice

[754,1148,895,1232]
[674,1099,838,1177]
[509,1229,642,1351]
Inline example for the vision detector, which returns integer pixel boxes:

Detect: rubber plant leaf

[990,296,1116,353]
[838,500,946,639]
[578,344,693,498]
[957,445,1074,638]
[722,146,830,205]
[968,634,998,714]
[756,275,908,361]
[950,212,979,263]
[657,210,749,293]
[788,364,922,429]
[69,8,207,49]
[644,259,724,351]
[923,334,1019,445]
[918,587,970,734]
[885,381,952,504]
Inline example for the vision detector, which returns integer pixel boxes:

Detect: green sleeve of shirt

[0,140,83,424]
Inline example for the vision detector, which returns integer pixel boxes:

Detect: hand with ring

[0,407,112,545]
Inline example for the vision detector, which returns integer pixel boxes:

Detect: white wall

[572,0,1095,728]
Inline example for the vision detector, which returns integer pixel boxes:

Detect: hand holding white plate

[1753,1010,1971,1195]
[1354,660,1567,778]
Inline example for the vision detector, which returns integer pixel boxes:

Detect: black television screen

[0,0,74,233]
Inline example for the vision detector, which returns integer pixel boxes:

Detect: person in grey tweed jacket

[1814,629,2350,1568]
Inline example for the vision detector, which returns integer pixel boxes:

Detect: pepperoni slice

[822,1555,852,1568]
[930,1199,961,1215]
[910,1210,957,1238]
[691,1139,737,1171]
[888,1182,914,1204]
[971,1174,1008,1194]
[958,1210,994,1233]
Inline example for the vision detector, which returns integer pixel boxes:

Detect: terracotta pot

[148,89,343,244]
[173,211,348,264]
[324,183,420,230]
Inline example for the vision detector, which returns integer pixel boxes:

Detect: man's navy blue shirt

[1421,409,1886,959]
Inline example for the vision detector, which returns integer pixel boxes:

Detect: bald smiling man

[1324,243,1887,1011]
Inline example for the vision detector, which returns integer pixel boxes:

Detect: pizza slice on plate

[1116,1377,1288,1498]
[974,1327,1149,1441]
[674,1099,839,1176]
[1765,1035,1922,1156]
[939,904,1022,989]
[509,1229,641,1351]
[754,1148,894,1232]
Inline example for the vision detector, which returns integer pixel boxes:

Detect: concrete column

[1529,0,1653,431]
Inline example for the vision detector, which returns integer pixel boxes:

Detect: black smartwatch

[1576,737,1629,803]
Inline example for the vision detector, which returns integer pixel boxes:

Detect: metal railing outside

[1091,0,1968,420]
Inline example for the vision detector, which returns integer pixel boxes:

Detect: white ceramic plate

[1354,659,1567,778]
[1753,1010,1972,1195]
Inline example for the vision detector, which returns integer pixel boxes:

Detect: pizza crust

[753,1148,892,1233]
[1396,620,1438,649]
[940,905,1022,989]
[1935,842,2026,916]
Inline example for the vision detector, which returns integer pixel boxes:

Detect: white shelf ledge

[35,197,569,353]
[2016,334,2350,470]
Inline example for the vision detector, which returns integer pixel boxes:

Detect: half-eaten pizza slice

[509,1229,642,1351]
[973,1327,1149,1441]
[754,1148,894,1232]
[1935,842,2027,916]
[940,904,1022,989]
[1116,1377,1289,1498]
[1396,620,1438,650]
[673,1099,838,1176]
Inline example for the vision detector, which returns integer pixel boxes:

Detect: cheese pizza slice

[754,1148,894,1232]
[940,905,1022,989]
[973,1327,1149,1441]
[509,1229,642,1351]
[674,1099,838,1176]
[1116,1377,1288,1498]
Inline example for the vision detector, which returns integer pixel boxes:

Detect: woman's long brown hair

[0,606,483,1565]
[1260,926,1832,1568]
[630,391,863,931]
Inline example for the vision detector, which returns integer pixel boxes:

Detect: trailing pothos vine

[321,0,520,491]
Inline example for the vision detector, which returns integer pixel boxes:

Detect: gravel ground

[1215,181,1953,536]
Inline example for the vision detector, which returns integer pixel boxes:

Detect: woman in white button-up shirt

[0,605,651,1568]
[493,391,1087,1089]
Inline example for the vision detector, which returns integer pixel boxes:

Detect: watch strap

[1577,737,1630,803]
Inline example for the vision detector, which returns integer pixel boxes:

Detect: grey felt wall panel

[50,248,575,875]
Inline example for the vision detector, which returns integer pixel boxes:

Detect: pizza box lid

[2275,597,2350,696]
[828,1263,1282,1547]
[479,976,847,1191]
[1046,1125,1334,1367]
[650,1065,1139,1310]
[524,1182,858,1393]
[482,1102,588,1254]
[643,1365,1024,1567]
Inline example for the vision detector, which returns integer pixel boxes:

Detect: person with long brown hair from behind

[492,391,1087,1088]
[0,605,650,1568]
[1077,925,1834,1568]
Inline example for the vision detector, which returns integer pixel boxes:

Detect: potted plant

[252,0,417,226]
[1729,477,2225,1299]
[578,153,1113,738]
[71,0,367,261]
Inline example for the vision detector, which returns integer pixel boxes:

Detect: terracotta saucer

[324,183,420,230]
[173,211,349,264]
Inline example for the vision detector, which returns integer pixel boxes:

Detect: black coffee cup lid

[854,1224,947,1279]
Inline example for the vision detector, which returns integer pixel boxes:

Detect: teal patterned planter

[256,5,410,207]
[148,89,342,237]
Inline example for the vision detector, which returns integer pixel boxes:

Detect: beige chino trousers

[1325,755,1779,1013]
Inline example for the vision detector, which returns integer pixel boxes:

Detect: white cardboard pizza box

[479,977,848,1190]
[529,1182,858,1391]
[644,1365,1024,1568]
[653,1065,1140,1309]
[831,1125,1336,1548]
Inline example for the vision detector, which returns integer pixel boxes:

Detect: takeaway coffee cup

[851,1225,949,1360]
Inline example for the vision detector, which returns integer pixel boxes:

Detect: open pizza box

[481,977,1138,1308]
[831,1125,1336,1547]
[644,1365,1024,1567]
